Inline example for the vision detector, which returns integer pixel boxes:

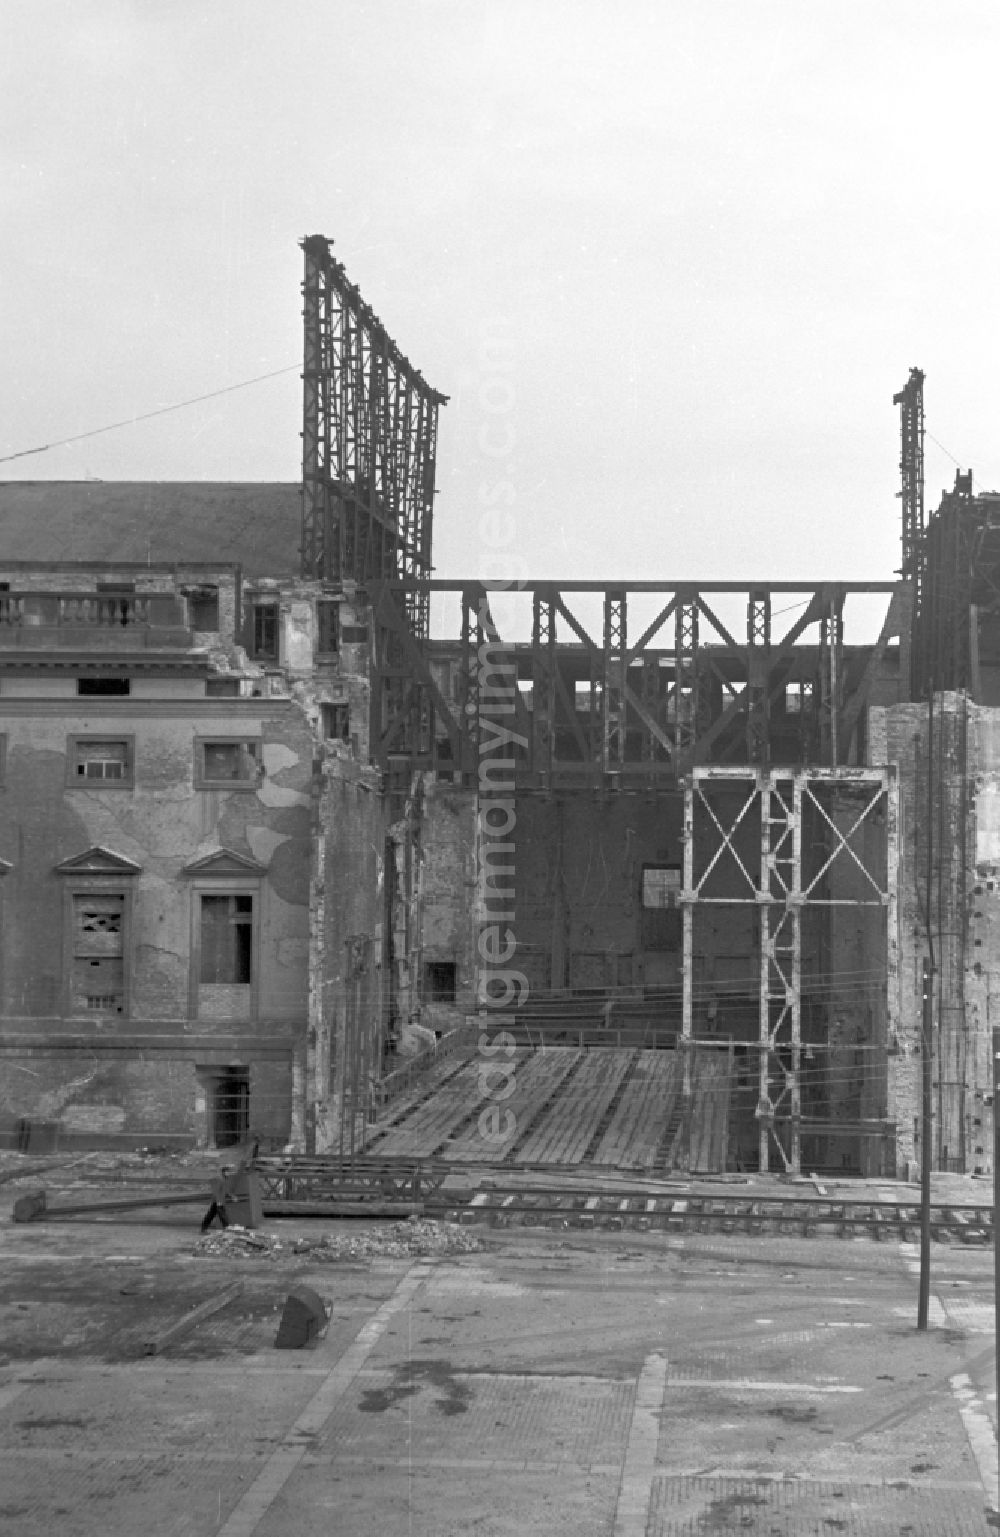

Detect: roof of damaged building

[0,481,301,576]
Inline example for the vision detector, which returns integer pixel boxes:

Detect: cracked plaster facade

[0,559,371,1151]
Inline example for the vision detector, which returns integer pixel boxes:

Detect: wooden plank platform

[362,1052,473,1142]
[591,1050,680,1169]
[368,1057,494,1157]
[366,1045,701,1172]
[441,1047,583,1163]
[513,1048,635,1165]
[688,1049,733,1173]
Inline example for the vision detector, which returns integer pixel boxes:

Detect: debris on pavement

[192,1216,481,1261]
[193,1225,282,1258]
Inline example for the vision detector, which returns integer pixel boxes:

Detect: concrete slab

[0,1194,996,1536]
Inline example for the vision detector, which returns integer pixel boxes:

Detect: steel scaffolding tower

[681,766,897,1174]
[894,367,925,584]
[300,234,447,638]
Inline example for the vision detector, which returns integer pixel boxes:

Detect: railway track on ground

[428,1187,994,1241]
[249,1156,994,1242]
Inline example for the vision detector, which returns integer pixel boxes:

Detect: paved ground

[1,1166,999,1535]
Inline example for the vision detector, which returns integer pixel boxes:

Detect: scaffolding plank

[591,1050,681,1168]
[687,1050,733,1174]
[370,1057,492,1156]
[514,1048,634,1164]
[442,1048,582,1163]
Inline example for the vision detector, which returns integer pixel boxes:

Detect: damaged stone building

[0,252,996,1181]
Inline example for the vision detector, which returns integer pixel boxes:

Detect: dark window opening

[317,600,339,655]
[200,894,253,984]
[212,1066,250,1148]
[250,603,279,660]
[78,677,130,696]
[188,587,220,630]
[321,702,350,741]
[423,960,457,1003]
[205,677,240,697]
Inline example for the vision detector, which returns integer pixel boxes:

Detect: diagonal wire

[0,363,300,465]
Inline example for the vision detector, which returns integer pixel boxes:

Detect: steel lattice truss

[368,579,903,789]
[682,767,898,1174]
[301,235,447,636]
[893,367,925,584]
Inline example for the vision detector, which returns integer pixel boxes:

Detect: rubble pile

[193,1217,480,1262]
[193,1225,284,1259]
[306,1218,481,1260]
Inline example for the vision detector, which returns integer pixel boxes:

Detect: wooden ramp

[686,1045,733,1174]
[441,1048,582,1162]
[512,1048,634,1164]
[591,1050,681,1169]
[368,1056,500,1157]
[364,1043,732,1173]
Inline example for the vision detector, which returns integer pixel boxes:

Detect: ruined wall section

[510,793,685,1002]
[0,697,313,1148]
[966,708,1000,1173]
[819,787,892,1174]
[410,776,477,1035]
[244,580,373,762]
[508,791,762,1035]
[308,750,386,1154]
[870,693,984,1175]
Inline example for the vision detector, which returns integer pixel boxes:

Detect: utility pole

[917,956,933,1329]
[993,1024,1000,1510]
[917,688,935,1331]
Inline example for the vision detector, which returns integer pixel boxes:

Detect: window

[249,602,279,660]
[200,894,254,984]
[71,893,125,1015]
[321,702,350,742]
[640,865,682,951]
[78,677,130,696]
[785,681,812,715]
[188,587,220,630]
[69,737,133,788]
[423,960,457,1003]
[185,852,263,1022]
[197,1065,250,1148]
[642,866,681,909]
[317,600,339,655]
[205,677,240,697]
[196,738,261,788]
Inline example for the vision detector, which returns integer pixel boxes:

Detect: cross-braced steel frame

[366,579,902,784]
[681,766,897,1173]
[301,235,447,638]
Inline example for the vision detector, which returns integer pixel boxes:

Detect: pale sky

[2,2,998,595]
